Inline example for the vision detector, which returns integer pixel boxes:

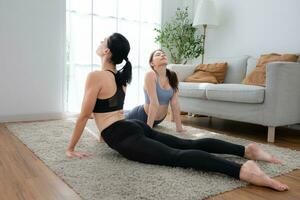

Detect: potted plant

[154,7,204,64]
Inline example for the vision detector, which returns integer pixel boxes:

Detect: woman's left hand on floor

[66,150,93,158]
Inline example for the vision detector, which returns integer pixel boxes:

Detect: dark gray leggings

[125,105,165,126]
[101,119,244,179]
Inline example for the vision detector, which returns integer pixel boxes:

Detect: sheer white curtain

[66,0,161,112]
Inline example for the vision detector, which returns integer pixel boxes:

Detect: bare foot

[245,143,282,164]
[240,160,289,191]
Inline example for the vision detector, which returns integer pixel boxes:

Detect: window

[66,0,161,112]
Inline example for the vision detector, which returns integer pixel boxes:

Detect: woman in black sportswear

[66,33,288,191]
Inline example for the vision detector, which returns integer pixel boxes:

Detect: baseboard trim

[288,124,300,130]
[0,112,78,123]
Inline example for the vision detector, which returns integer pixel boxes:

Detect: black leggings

[101,119,245,179]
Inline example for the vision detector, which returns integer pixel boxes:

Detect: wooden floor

[0,116,299,200]
[0,124,81,200]
[177,115,300,200]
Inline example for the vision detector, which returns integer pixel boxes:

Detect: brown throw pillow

[184,62,228,84]
[242,53,299,86]
[185,71,218,83]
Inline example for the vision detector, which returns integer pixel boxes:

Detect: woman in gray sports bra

[125,49,185,132]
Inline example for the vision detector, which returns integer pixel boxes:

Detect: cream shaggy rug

[5,119,300,200]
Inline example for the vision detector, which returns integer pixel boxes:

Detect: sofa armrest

[167,64,196,82]
[263,62,300,126]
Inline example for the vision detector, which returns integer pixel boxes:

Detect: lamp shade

[193,0,218,27]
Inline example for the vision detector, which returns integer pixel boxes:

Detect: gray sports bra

[144,76,174,105]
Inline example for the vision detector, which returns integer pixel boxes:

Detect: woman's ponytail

[166,68,178,91]
[116,58,132,86]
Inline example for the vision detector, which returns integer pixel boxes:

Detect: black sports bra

[93,70,125,113]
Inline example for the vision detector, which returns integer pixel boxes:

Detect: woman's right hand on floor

[66,149,93,158]
[176,129,187,133]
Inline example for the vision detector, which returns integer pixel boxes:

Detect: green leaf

[154,7,204,64]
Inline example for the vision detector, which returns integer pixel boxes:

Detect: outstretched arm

[170,91,185,133]
[67,72,100,158]
[144,72,159,128]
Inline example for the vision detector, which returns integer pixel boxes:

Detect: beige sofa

[168,56,300,142]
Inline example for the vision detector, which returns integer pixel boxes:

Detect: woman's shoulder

[144,70,157,81]
[85,70,110,85]
[89,70,115,79]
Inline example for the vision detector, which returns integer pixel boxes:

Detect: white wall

[162,0,194,23]
[193,0,300,60]
[0,0,65,122]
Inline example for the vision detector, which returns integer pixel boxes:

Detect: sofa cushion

[206,84,265,104]
[167,64,196,82]
[242,53,299,86]
[246,57,258,75]
[246,54,300,76]
[184,62,228,84]
[179,82,214,98]
[205,56,248,83]
[184,71,218,83]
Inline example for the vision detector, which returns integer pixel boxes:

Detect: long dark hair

[149,49,178,91]
[107,33,132,86]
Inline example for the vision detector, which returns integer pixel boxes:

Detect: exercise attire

[96,70,244,179]
[125,75,174,126]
